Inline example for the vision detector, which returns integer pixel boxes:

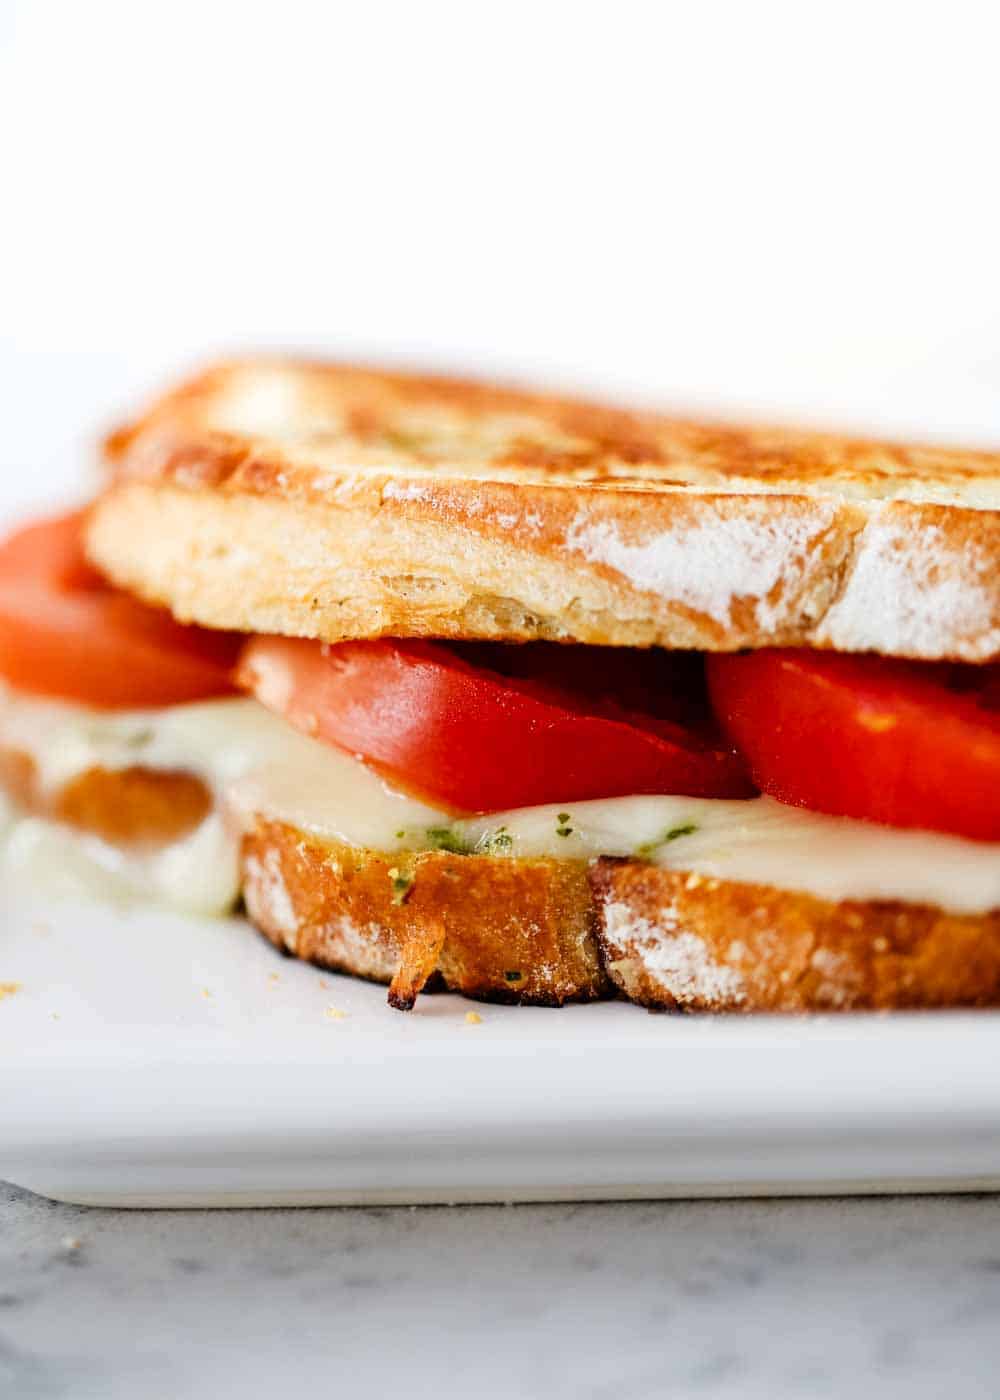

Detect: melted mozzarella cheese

[0,689,997,917]
[0,812,239,914]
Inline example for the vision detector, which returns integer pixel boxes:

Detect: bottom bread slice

[241,818,1000,1012]
[5,740,999,1012]
[589,859,1000,1012]
[242,819,609,1007]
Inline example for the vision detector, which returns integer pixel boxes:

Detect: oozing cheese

[0,690,997,917]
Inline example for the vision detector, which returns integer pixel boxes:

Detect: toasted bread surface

[88,361,1000,660]
[4,742,998,1011]
[590,860,1000,1012]
[242,818,608,1005]
[0,749,211,846]
[240,817,1000,1013]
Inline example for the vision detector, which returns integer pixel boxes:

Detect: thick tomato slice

[238,636,754,812]
[707,648,1000,842]
[0,510,241,708]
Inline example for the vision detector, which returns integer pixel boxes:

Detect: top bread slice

[88,359,1000,660]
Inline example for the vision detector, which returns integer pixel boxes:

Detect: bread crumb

[325,1006,348,1020]
[201,988,213,999]
[464,1011,482,1025]
[268,972,281,983]
[0,983,21,1001]
[50,1011,61,1021]
[60,1236,82,1253]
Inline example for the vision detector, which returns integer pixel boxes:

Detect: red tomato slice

[238,636,754,812]
[0,510,241,708]
[707,648,1000,842]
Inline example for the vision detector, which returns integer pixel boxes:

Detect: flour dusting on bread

[601,899,747,1008]
[91,360,1000,660]
[565,507,834,630]
[819,510,998,659]
[243,848,298,951]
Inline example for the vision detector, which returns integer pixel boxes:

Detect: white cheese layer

[0,690,997,917]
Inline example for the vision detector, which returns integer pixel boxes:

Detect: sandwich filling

[0,509,998,920]
[1,689,999,916]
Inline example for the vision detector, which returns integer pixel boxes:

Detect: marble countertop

[2,1184,999,1399]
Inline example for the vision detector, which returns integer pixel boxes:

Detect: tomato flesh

[9,511,996,836]
[239,636,754,812]
[707,648,1000,842]
[0,510,241,708]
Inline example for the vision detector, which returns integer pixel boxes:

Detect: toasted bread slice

[89,360,1000,661]
[3,746,997,1010]
[240,816,1000,1012]
[241,819,608,1007]
[0,749,212,846]
[589,859,1000,1012]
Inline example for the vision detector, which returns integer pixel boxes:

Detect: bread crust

[238,818,1000,1013]
[0,749,211,846]
[241,818,609,1006]
[87,360,1000,661]
[589,860,1000,1012]
[4,741,997,1011]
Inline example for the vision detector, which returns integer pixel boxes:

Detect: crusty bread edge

[242,819,1000,1012]
[88,478,1000,661]
[242,819,610,1006]
[589,859,1000,1012]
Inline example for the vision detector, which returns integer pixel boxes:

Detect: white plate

[3,893,1000,1207]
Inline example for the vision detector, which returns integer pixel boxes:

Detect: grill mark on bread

[102,359,1000,502]
[89,359,1000,659]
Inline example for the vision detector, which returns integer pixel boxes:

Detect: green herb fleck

[555,812,574,838]
[425,825,470,855]
[387,867,414,905]
[557,812,571,824]
[504,970,523,983]
[635,822,699,860]
[395,829,406,841]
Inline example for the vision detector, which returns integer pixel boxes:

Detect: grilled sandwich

[1,359,997,1012]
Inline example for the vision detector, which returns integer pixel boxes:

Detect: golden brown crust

[589,860,1000,1012]
[101,359,1000,503]
[241,819,609,1006]
[0,749,211,846]
[87,360,1000,661]
[53,767,211,845]
[5,736,998,1012]
[240,817,1000,1013]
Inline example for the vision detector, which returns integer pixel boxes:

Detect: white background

[2,0,1000,520]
